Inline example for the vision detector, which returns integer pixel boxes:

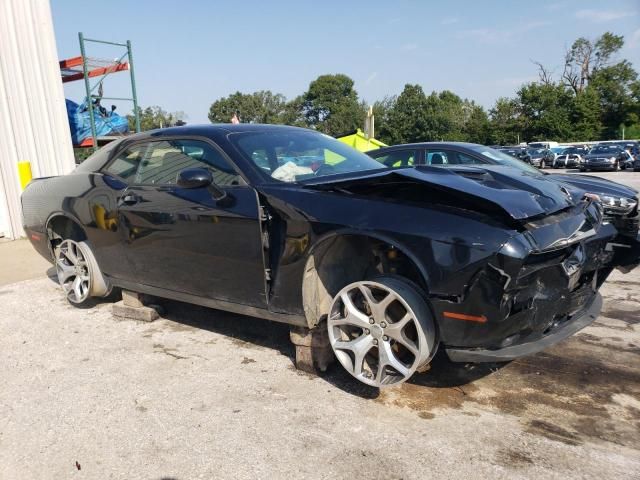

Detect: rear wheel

[327,276,436,388]
[54,239,110,307]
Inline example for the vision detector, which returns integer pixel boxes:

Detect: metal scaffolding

[59,33,140,149]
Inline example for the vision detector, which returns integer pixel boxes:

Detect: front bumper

[446,293,602,362]
[584,161,617,170]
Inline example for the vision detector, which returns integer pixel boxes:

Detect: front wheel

[614,161,620,171]
[54,239,110,307]
[327,276,437,388]
[540,160,546,169]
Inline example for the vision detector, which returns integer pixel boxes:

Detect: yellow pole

[18,161,32,190]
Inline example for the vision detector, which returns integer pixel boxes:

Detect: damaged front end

[304,165,639,362]
[443,198,639,361]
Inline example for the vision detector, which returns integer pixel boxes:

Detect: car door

[110,138,267,308]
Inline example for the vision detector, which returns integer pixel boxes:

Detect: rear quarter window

[74,139,123,173]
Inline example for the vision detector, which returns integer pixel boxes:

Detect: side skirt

[109,277,307,327]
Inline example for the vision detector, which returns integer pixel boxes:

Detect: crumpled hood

[304,165,581,221]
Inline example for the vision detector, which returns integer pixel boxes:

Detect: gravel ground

[0,268,638,480]
[0,169,638,480]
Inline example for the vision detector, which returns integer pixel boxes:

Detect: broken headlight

[592,194,638,217]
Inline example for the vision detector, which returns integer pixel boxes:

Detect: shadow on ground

[138,294,503,400]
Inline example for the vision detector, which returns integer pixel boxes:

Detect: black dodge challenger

[21,125,640,387]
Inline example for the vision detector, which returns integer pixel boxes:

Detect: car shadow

[46,274,505,399]
[318,350,507,399]
[156,298,297,363]
[149,298,505,399]
[46,266,57,282]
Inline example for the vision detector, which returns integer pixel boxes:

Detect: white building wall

[0,0,75,239]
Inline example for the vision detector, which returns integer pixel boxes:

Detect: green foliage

[208,91,287,124]
[570,87,602,141]
[590,60,638,138]
[489,98,521,145]
[301,74,366,136]
[201,32,638,145]
[384,84,430,143]
[128,106,186,131]
[516,83,574,141]
[371,95,396,144]
[374,86,490,144]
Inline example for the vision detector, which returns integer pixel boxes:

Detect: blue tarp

[66,99,129,145]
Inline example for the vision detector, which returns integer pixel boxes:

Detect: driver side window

[106,139,241,186]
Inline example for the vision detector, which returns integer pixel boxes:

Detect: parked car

[550,147,564,161]
[368,142,640,238]
[581,144,628,171]
[527,148,555,169]
[553,147,589,169]
[620,150,636,170]
[21,127,640,388]
[528,141,559,149]
[498,146,531,163]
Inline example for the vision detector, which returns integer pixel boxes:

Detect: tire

[614,161,620,171]
[54,239,110,307]
[540,160,545,169]
[327,275,437,388]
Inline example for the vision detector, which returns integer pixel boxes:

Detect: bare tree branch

[532,60,554,85]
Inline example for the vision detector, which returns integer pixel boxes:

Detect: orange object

[443,311,488,323]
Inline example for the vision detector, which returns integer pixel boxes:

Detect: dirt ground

[0,265,638,479]
[0,169,639,479]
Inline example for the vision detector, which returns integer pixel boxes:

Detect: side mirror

[177,168,213,189]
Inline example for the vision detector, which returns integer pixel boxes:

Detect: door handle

[120,193,140,205]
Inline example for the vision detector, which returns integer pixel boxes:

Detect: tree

[562,32,625,94]
[279,95,307,127]
[590,60,639,138]
[385,84,431,143]
[208,90,287,124]
[301,74,366,136]
[464,103,491,144]
[489,97,522,145]
[372,95,397,144]
[569,86,602,141]
[516,82,573,141]
[127,106,186,131]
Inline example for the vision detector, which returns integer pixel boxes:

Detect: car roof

[122,123,313,141]
[371,142,484,153]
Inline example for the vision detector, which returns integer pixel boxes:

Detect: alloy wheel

[55,239,92,304]
[327,280,432,387]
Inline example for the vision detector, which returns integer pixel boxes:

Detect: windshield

[590,146,619,154]
[229,129,387,183]
[527,148,545,157]
[467,145,541,174]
